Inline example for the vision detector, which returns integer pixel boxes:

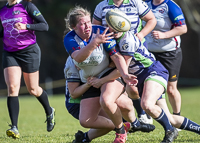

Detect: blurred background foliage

[0,0,200,96]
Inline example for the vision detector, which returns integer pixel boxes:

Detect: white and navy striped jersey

[116,31,156,75]
[93,0,150,34]
[64,56,81,104]
[143,0,186,52]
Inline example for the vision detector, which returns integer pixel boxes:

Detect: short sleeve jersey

[64,56,81,104]
[64,25,117,83]
[93,0,150,34]
[116,31,156,75]
[144,0,186,52]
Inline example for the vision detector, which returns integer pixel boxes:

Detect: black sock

[173,112,180,116]
[36,90,52,115]
[7,96,19,128]
[114,125,125,134]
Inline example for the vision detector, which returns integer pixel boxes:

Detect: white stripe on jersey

[117,31,155,75]
[93,0,150,34]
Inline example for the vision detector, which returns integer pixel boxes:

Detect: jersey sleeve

[0,22,3,38]
[22,1,49,31]
[167,1,186,26]
[135,0,151,18]
[103,39,118,56]
[93,1,104,22]
[64,34,80,56]
[119,32,138,56]
[64,57,80,82]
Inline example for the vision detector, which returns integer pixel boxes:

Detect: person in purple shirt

[0,0,55,139]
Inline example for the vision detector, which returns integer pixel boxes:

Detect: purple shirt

[0,3,36,52]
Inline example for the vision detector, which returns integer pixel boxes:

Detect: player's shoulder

[96,0,109,6]
[20,0,33,8]
[144,0,151,3]
[166,0,181,9]
[92,25,107,33]
[0,5,6,13]
[120,31,135,42]
[64,30,76,41]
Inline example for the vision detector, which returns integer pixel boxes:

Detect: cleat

[176,128,182,132]
[113,133,127,143]
[45,107,55,132]
[129,122,155,133]
[6,125,20,139]
[123,122,131,133]
[139,114,153,124]
[161,127,178,143]
[72,130,90,143]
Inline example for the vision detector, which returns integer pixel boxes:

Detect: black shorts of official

[2,43,41,73]
[151,48,182,82]
[82,68,125,100]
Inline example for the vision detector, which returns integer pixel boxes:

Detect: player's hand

[93,28,114,45]
[135,32,144,41]
[88,77,103,88]
[14,22,27,30]
[152,30,166,39]
[122,74,138,86]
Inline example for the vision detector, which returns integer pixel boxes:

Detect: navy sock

[83,132,91,142]
[132,98,145,118]
[180,117,200,134]
[131,118,141,128]
[7,96,19,128]
[154,109,173,131]
[36,90,52,115]
[114,125,126,134]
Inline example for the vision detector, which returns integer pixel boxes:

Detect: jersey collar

[108,0,130,5]
[116,32,126,43]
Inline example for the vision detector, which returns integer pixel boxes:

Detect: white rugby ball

[106,9,131,32]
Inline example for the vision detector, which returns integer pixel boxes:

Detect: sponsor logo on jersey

[150,71,157,76]
[126,8,131,12]
[108,40,116,48]
[12,10,21,15]
[68,72,79,78]
[2,17,22,24]
[33,10,41,16]
[174,14,184,20]
[122,43,129,50]
[78,55,103,66]
[159,9,164,14]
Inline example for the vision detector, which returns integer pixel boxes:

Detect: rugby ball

[106,9,131,32]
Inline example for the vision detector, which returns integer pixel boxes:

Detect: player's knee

[100,96,112,110]
[119,98,133,111]
[141,100,153,113]
[79,119,91,128]
[8,84,19,94]
[167,83,178,95]
[28,88,38,96]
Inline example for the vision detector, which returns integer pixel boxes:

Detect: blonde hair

[63,6,91,36]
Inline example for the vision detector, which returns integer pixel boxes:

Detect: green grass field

[0,87,200,143]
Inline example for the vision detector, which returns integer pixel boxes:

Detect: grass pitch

[0,86,200,143]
